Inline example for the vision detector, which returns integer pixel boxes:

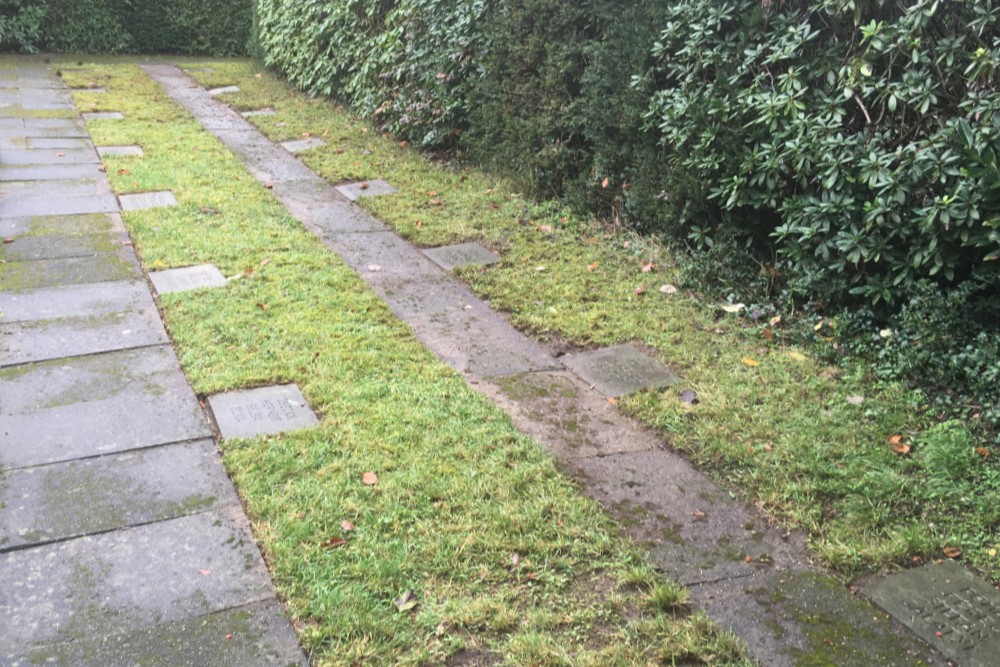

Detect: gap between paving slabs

[145,62,948,666]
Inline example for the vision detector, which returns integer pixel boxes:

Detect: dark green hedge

[1,0,252,55]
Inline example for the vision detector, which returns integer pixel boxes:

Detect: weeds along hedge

[0,0,252,54]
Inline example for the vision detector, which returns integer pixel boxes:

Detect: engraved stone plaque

[866,561,1000,667]
[207,85,240,96]
[82,111,124,120]
[561,344,679,398]
[335,179,398,202]
[208,384,319,439]
[241,108,275,118]
[98,145,144,157]
[119,190,177,211]
[424,243,500,271]
[281,137,326,154]
[149,264,228,294]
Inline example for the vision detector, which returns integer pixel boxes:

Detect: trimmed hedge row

[1,0,252,55]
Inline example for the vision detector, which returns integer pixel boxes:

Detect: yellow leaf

[742,357,760,367]
[788,352,807,362]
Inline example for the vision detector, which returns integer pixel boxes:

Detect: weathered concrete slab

[1,212,125,238]
[0,193,117,217]
[0,125,88,139]
[867,560,1000,667]
[368,273,557,377]
[241,108,275,118]
[0,178,111,199]
[325,231,440,277]
[25,137,91,150]
[281,137,326,154]
[0,163,103,181]
[22,118,85,130]
[208,384,319,439]
[0,251,139,291]
[0,232,128,262]
[561,344,679,397]
[0,508,275,654]
[270,180,388,235]
[119,190,177,211]
[149,264,227,294]
[97,145,143,157]
[208,85,240,96]
[335,179,398,202]
[81,111,124,120]
[0,149,99,165]
[0,440,236,550]
[7,600,306,667]
[0,281,168,367]
[424,242,500,271]
[211,128,318,181]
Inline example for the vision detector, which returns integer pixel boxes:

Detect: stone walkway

[142,64,948,666]
[0,63,305,665]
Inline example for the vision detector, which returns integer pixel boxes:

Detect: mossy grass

[59,58,749,666]
[164,59,1000,582]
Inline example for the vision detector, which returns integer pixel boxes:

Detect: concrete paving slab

[0,177,110,197]
[0,125,88,139]
[0,163,103,181]
[25,137,91,150]
[22,118,85,130]
[0,507,275,654]
[0,279,148,323]
[149,264,228,294]
[1,212,125,238]
[208,85,240,96]
[208,384,319,439]
[561,343,679,397]
[335,178,398,201]
[81,111,124,120]
[866,560,1000,667]
[0,193,117,217]
[0,149,99,166]
[119,190,177,211]
[281,137,326,154]
[368,273,557,377]
[270,181,388,235]
[0,135,27,148]
[211,128,318,181]
[6,600,306,667]
[0,251,139,291]
[0,440,237,550]
[325,231,441,276]
[0,232,129,262]
[424,242,501,271]
[96,145,143,157]
[241,108,275,117]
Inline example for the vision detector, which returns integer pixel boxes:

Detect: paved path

[0,62,305,666]
[143,64,944,666]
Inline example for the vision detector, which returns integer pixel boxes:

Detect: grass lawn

[58,59,749,666]
[160,58,1000,582]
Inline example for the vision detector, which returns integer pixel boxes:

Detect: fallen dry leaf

[362,472,378,486]
[721,303,746,314]
[323,537,347,550]
[2,238,14,244]
[341,520,355,531]
[976,447,992,458]
[55,151,65,157]
[394,590,417,612]
[587,262,599,272]
[888,434,910,455]
[634,285,647,295]
[511,553,520,567]
[660,284,678,295]
[788,351,807,362]
[769,315,782,327]
[742,357,760,367]
[845,395,865,405]
[260,258,271,267]
[429,198,443,206]
[601,177,610,188]
[256,303,269,311]
[359,182,369,190]
[641,261,656,273]
[537,224,553,233]
[256,72,263,78]
[764,328,775,341]
[943,547,963,559]
[198,569,211,576]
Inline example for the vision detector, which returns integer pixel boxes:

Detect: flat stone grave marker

[335,179,398,202]
[866,560,1000,667]
[119,190,177,211]
[98,145,144,157]
[424,242,500,271]
[208,85,240,96]
[149,264,227,294]
[241,108,275,118]
[82,111,124,120]
[281,137,326,154]
[208,384,319,439]
[561,343,679,398]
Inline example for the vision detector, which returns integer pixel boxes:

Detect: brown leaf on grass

[323,537,347,550]
[255,72,264,79]
[943,547,963,559]
[634,285,647,295]
[414,220,423,228]
[489,202,500,210]
[260,258,271,267]
[117,168,129,176]
[2,238,14,244]
[845,395,865,405]
[587,262,599,272]
[537,224,553,233]
[256,303,269,311]
[97,165,107,173]
[601,177,610,188]
[362,472,378,486]
[660,284,678,295]
[976,447,992,458]
[341,520,355,531]
[888,435,910,455]
[764,328,775,341]
[641,261,656,273]
[427,191,438,197]
[399,140,408,148]
[429,198,444,206]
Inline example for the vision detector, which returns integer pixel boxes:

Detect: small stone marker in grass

[561,343,679,398]
[208,384,319,439]
[281,137,326,154]
[119,190,177,211]
[424,243,500,271]
[241,108,275,118]
[335,179,398,202]
[98,145,144,157]
[207,85,240,96]
[82,111,124,120]
[866,560,1000,667]
[149,264,227,295]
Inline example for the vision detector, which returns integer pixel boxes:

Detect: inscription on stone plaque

[82,111,124,121]
[281,137,326,154]
[208,384,319,439]
[424,243,500,271]
[149,264,227,294]
[867,561,1000,667]
[561,344,679,398]
[335,179,398,202]
[207,85,240,96]
[119,190,177,211]
[98,145,144,158]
